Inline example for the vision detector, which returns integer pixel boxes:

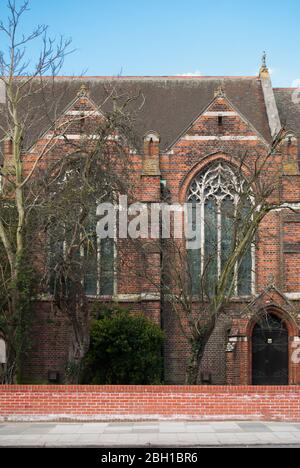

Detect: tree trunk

[61,286,90,384]
[3,337,17,384]
[185,317,216,385]
[3,289,21,384]
[65,315,90,384]
[185,340,206,385]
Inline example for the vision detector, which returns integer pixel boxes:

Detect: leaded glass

[187,162,253,297]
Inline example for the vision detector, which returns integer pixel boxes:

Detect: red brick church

[1,61,300,386]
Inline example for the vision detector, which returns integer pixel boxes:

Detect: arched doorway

[252,314,289,385]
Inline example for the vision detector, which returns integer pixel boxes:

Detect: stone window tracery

[187,162,253,297]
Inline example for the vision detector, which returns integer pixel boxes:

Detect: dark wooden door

[252,314,288,385]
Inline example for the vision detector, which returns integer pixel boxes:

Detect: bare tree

[33,107,136,383]
[127,141,287,384]
[0,0,74,382]
[0,1,138,383]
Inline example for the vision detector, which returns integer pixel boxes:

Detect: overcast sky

[3,0,300,87]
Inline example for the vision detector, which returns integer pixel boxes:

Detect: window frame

[187,162,255,298]
[47,216,117,298]
[84,228,117,298]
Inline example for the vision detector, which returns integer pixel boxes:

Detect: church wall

[3,82,300,386]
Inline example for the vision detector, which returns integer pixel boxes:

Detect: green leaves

[82,309,164,385]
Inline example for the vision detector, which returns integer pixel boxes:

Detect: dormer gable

[168,85,270,150]
[28,84,105,155]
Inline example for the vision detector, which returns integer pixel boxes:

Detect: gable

[0,76,272,156]
[172,92,269,147]
[28,87,105,153]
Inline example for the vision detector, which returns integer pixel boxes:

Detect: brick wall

[160,94,285,385]
[22,300,162,384]
[3,80,300,387]
[21,303,71,384]
[1,385,300,422]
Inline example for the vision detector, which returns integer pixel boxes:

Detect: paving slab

[195,434,220,446]
[139,433,170,444]
[49,424,82,434]
[97,434,121,444]
[76,424,108,434]
[0,421,299,447]
[216,434,241,444]
[159,423,186,433]
[177,433,199,444]
[237,423,272,432]
[268,425,300,432]
[185,425,215,433]
[235,434,261,444]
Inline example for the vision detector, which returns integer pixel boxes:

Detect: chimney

[142,131,160,176]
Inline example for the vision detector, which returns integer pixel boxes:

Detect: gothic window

[48,209,115,297]
[83,210,115,296]
[187,162,252,297]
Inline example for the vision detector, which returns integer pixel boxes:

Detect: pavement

[1,421,300,447]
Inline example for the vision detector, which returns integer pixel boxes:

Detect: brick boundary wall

[0,386,300,422]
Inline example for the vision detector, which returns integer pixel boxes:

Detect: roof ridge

[10,75,259,80]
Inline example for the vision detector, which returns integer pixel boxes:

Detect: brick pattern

[3,82,300,387]
[1,386,300,422]
[160,93,300,385]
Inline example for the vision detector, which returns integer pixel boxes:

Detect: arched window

[187,162,253,297]
[48,207,115,297]
[47,163,116,297]
[83,208,115,296]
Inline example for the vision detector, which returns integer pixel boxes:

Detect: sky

[2,0,300,87]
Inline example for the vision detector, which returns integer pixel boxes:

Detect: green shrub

[81,309,164,384]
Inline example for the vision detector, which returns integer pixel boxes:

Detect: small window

[218,115,223,126]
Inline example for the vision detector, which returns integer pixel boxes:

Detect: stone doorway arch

[252,313,288,385]
[226,290,300,386]
[247,306,300,386]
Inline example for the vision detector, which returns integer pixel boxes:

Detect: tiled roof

[274,88,300,138]
[0,76,272,154]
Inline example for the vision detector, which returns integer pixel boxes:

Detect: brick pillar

[239,337,250,385]
[140,132,161,322]
[290,336,300,385]
[226,331,250,385]
[226,348,236,385]
[281,134,299,176]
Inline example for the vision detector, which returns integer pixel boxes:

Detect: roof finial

[262,51,267,69]
[214,84,225,98]
[260,51,269,77]
[77,83,89,97]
